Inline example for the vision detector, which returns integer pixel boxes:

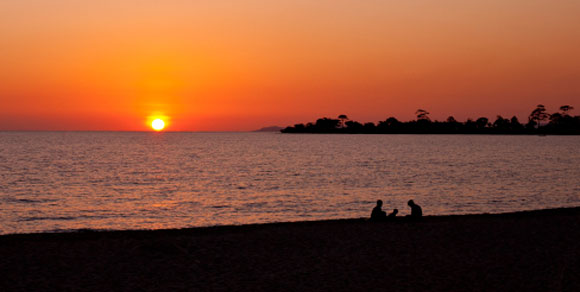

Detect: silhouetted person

[407,200,422,218]
[370,200,387,221]
[388,208,398,218]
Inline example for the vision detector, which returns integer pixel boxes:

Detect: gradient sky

[1,0,579,131]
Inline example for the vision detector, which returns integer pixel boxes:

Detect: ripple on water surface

[1,132,580,234]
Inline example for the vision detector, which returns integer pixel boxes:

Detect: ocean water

[1,132,579,234]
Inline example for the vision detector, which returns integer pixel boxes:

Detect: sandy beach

[1,207,579,291]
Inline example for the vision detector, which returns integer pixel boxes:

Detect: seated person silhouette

[370,200,387,221]
[388,208,398,218]
[407,200,422,218]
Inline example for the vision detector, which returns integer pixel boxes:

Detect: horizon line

[0,130,280,133]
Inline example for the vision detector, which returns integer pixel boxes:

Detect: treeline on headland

[281,105,580,134]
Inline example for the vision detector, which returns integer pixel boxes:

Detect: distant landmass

[281,105,580,135]
[254,126,283,132]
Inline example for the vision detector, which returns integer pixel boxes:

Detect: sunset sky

[1,0,579,131]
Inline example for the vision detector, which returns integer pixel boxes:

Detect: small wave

[20,216,77,222]
[16,198,42,203]
[42,228,112,234]
[19,215,106,222]
[6,198,57,204]
[210,205,230,209]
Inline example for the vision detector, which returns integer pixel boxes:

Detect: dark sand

[1,208,580,291]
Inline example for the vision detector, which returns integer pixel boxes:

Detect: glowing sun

[151,119,165,131]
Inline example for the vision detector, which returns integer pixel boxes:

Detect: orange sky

[1,0,579,131]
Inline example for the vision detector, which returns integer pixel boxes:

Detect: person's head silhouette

[376,200,383,208]
[392,209,398,214]
[407,200,415,207]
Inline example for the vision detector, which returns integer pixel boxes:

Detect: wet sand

[1,207,580,291]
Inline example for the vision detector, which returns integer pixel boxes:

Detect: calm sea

[1,132,579,234]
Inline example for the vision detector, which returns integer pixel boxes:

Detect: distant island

[255,126,284,132]
[281,105,580,135]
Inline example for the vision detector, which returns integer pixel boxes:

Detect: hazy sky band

[1,0,579,131]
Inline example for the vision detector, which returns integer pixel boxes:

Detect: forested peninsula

[281,105,580,135]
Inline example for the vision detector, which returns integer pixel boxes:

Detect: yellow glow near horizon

[1,1,580,131]
[151,119,165,131]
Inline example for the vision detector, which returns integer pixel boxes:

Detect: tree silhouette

[464,119,476,132]
[529,104,550,128]
[315,118,340,132]
[345,120,363,132]
[376,117,401,133]
[415,109,430,121]
[475,117,489,130]
[363,122,376,132]
[510,116,524,132]
[493,115,511,132]
[385,117,400,126]
[560,105,574,116]
[549,112,563,125]
[547,105,579,134]
[338,114,349,128]
[280,105,579,134]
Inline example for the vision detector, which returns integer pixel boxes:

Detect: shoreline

[2,207,579,291]
[2,206,579,238]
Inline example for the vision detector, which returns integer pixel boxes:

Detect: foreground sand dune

[1,208,580,291]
